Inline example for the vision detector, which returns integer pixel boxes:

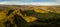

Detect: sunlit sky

[0,0,60,5]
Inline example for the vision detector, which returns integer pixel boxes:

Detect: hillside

[0,5,60,27]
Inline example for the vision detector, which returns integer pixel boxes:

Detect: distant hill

[0,5,60,13]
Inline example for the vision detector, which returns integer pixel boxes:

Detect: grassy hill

[0,5,60,27]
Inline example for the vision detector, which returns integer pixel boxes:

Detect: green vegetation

[0,5,60,27]
[20,10,60,27]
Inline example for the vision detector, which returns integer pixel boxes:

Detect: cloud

[0,1,7,4]
[55,0,60,3]
[0,0,56,2]
[0,0,59,5]
[0,1,59,6]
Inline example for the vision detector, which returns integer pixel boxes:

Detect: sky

[0,0,60,5]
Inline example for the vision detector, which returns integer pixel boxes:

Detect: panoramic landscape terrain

[0,5,60,27]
